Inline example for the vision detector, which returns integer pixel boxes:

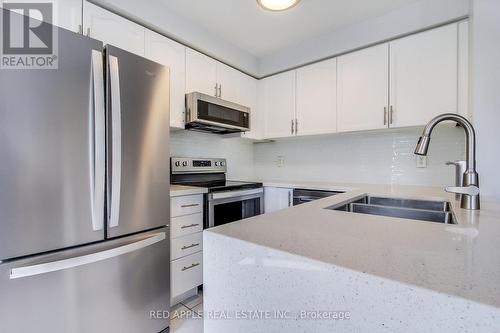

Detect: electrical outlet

[277,156,285,167]
[416,155,427,168]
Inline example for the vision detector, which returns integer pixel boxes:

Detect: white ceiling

[160,0,422,57]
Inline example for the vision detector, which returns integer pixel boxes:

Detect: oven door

[207,188,264,228]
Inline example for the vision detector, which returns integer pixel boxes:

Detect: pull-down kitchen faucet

[414,113,480,210]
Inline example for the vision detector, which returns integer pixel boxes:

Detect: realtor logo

[1,1,58,69]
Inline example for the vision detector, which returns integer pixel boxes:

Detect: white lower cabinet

[171,213,203,239]
[171,252,203,298]
[264,187,293,213]
[170,194,204,302]
[171,232,203,260]
[171,194,203,217]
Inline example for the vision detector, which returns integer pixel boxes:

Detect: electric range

[171,157,263,228]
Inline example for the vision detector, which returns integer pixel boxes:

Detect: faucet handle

[446,160,463,166]
[445,185,480,196]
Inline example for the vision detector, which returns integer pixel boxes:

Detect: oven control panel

[171,157,227,174]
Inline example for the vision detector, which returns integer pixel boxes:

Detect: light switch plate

[416,155,427,168]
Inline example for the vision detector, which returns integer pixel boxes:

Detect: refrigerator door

[106,45,170,238]
[0,26,106,260]
[0,227,170,333]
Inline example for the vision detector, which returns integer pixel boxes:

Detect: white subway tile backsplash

[170,130,255,180]
[171,125,464,187]
[253,125,465,186]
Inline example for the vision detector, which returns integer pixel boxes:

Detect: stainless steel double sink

[327,196,456,224]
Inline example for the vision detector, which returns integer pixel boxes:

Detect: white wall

[259,0,469,76]
[92,0,259,75]
[253,126,465,186]
[170,131,255,180]
[470,0,500,202]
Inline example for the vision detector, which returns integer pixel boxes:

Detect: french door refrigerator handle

[9,232,166,279]
[109,55,122,228]
[90,50,105,232]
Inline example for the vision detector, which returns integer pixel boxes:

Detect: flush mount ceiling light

[257,0,301,11]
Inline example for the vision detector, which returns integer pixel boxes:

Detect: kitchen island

[203,182,500,332]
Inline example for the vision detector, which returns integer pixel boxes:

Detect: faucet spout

[414,113,480,210]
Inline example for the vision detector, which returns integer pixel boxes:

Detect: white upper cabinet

[262,71,296,139]
[240,75,262,139]
[296,58,337,136]
[216,63,242,103]
[337,44,389,132]
[389,24,458,128]
[458,21,469,119]
[1,0,82,33]
[145,30,186,129]
[83,2,145,56]
[185,49,218,96]
[55,0,83,33]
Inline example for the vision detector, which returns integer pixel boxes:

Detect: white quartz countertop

[207,181,500,309]
[170,184,207,197]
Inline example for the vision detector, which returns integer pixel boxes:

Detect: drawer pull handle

[181,223,199,229]
[181,243,200,250]
[181,204,199,208]
[182,263,200,271]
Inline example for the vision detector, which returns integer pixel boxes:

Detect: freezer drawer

[0,228,170,333]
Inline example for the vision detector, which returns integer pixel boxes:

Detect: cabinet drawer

[171,252,203,298]
[171,232,203,260]
[171,213,203,238]
[171,195,203,217]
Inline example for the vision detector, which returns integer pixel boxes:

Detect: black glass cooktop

[177,180,262,193]
[171,169,262,193]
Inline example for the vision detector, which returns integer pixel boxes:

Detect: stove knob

[215,162,219,166]
[221,161,225,166]
[174,161,181,167]
[182,161,188,167]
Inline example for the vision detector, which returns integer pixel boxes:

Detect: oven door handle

[210,188,263,200]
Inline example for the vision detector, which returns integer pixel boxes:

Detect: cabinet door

[57,0,82,33]
[145,30,186,129]
[83,2,145,56]
[296,58,337,136]
[264,187,293,213]
[240,75,262,139]
[216,62,241,103]
[1,0,82,33]
[389,24,458,127]
[262,71,296,139]
[185,48,217,96]
[458,21,469,119]
[337,44,389,132]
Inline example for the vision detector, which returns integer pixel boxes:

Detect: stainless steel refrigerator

[0,16,171,333]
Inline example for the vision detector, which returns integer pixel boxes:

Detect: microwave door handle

[10,232,166,279]
[108,55,122,228]
[90,50,105,232]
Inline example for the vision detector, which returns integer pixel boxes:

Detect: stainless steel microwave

[185,92,250,134]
